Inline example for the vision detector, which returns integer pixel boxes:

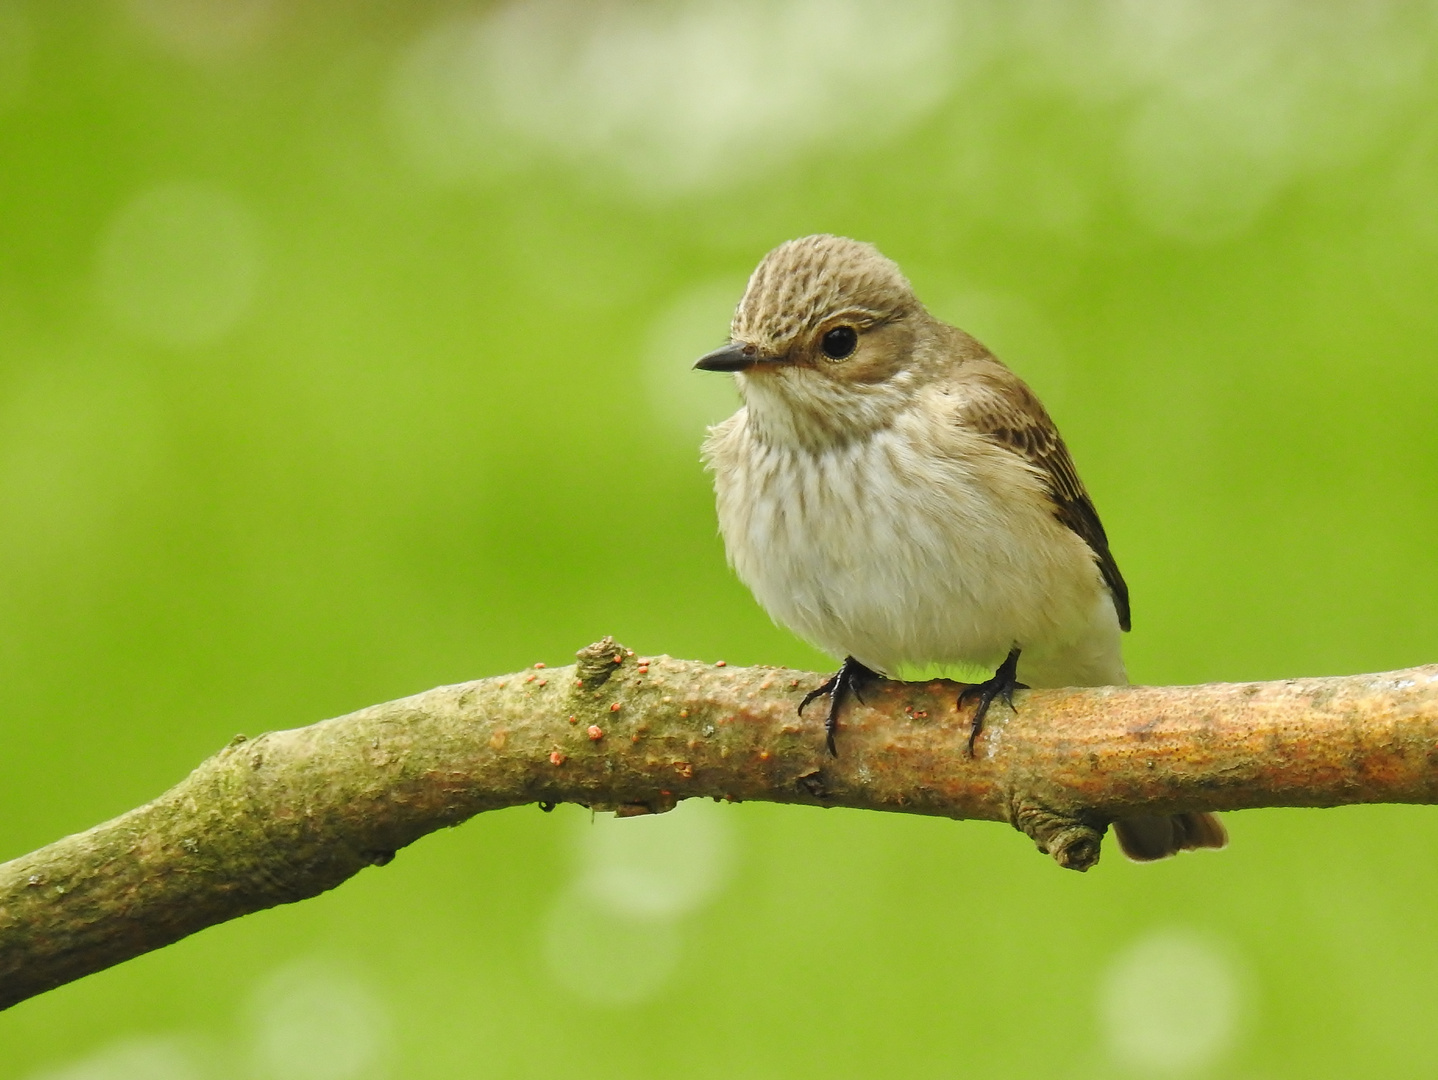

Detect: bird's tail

[1113,813,1228,862]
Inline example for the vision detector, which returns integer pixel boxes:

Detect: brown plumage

[957,360,1131,632]
[697,234,1225,863]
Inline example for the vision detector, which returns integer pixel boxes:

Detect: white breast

[703,405,1126,687]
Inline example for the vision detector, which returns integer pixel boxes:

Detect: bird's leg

[958,647,1027,757]
[799,656,880,757]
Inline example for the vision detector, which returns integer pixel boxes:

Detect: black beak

[693,343,756,372]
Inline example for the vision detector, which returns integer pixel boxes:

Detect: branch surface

[3,638,1437,1010]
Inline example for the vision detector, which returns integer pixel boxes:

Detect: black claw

[799,673,839,715]
[958,647,1028,756]
[799,656,879,757]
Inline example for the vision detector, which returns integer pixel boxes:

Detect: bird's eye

[820,325,858,360]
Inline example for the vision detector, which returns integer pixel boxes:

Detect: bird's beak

[693,343,756,372]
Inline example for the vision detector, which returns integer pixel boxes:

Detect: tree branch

[3,637,1436,1010]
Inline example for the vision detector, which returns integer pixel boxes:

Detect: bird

[695,234,1226,862]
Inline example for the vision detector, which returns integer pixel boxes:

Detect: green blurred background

[3,2,1438,1077]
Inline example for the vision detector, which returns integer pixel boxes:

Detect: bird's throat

[739,370,906,453]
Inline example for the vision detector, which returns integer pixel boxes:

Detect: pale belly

[711,425,1125,686]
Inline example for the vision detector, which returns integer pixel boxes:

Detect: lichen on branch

[2,638,1437,1011]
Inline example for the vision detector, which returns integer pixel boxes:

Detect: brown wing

[959,363,1131,632]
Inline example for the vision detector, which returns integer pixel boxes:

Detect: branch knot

[575,636,629,689]
[1012,799,1106,872]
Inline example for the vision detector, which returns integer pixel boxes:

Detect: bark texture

[3,638,1437,1010]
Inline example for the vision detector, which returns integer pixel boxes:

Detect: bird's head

[694,235,933,447]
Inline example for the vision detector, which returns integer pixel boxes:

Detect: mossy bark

[3,638,1437,1009]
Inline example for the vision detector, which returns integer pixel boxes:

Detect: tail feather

[1018,628,1228,864]
[1113,812,1228,862]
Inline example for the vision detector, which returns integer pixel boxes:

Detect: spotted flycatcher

[696,234,1226,861]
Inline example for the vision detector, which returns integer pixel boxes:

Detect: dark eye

[820,325,858,360]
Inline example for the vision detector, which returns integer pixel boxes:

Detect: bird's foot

[799,656,880,757]
[958,647,1027,757]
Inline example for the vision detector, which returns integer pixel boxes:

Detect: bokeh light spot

[1099,928,1246,1075]
[24,1037,202,1080]
[96,182,262,348]
[390,0,972,196]
[644,278,745,447]
[576,797,734,918]
[246,959,391,1080]
[1122,94,1287,244]
[542,801,734,1005]
[543,884,683,1006]
[1023,1,1426,243]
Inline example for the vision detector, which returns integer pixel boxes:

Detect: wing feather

[956,361,1131,631]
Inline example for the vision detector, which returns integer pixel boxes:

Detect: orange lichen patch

[534,662,546,669]
[567,715,578,724]
[715,660,727,667]
[609,702,622,713]
[587,725,604,741]
[549,751,566,766]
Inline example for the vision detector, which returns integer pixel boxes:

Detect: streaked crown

[731,235,917,357]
